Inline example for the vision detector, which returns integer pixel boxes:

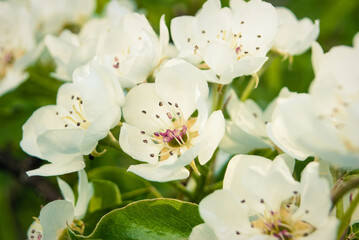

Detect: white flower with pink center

[119,59,225,182]
[171,0,278,84]
[190,154,338,240]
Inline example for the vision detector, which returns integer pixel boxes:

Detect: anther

[175,103,179,108]
[76,122,81,126]
[143,140,148,143]
[241,199,245,203]
[260,198,264,203]
[141,131,145,134]
[150,153,155,157]
[236,231,240,235]
[256,47,260,50]
[177,112,180,115]
[168,102,172,105]
[56,112,58,115]
[293,191,298,195]
[77,97,80,100]
[257,35,261,38]
[202,30,206,34]
[187,38,191,43]
[305,210,309,214]
[71,95,74,100]
[142,110,147,114]
[159,102,163,106]
[169,151,173,156]
[244,51,248,54]
[241,21,244,24]
[69,111,73,114]
[65,124,68,127]
[155,114,160,118]
[166,112,172,119]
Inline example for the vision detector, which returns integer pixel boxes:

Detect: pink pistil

[157,126,187,143]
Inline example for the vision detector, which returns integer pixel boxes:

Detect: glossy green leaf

[69,198,203,240]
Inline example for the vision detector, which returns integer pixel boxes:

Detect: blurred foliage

[0,0,358,239]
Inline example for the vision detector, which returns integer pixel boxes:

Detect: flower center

[140,101,199,161]
[245,195,316,240]
[28,218,43,240]
[0,48,25,79]
[59,95,90,130]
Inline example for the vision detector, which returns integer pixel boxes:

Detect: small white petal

[127,164,189,182]
[57,177,75,205]
[74,169,91,219]
[39,200,74,240]
[26,158,85,177]
[198,110,225,165]
[189,224,217,240]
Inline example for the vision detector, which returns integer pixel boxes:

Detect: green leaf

[88,167,151,200]
[70,198,203,240]
[88,179,122,213]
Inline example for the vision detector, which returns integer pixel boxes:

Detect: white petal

[170,16,196,57]
[123,83,171,133]
[273,154,295,173]
[39,200,74,240]
[223,155,271,195]
[220,121,271,154]
[119,123,163,164]
[189,224,217,240]
[243,156,299,212]
[159,15,169,58]
[198,110,225,165]
[304,216,338,240]
[20,105,65,159]
[203,41,236,77]
[57,177,75,205]
[0,68,28,97]
[127,164,189,182]
[311,41,324,76]
[26,157,85,177]
[155,58,209,120]
[199,189,255,239]
[74,169,91,219]
[221,56,267,82]
[293,162,332,227]
[354,32,359,49]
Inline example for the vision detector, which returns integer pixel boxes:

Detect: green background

[0,0,358,239]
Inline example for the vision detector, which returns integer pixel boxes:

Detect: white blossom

[272,7,319,56]
[27,170,93,240]
[21,58,124,176]
[26,0,96,37]
[190,154,338,240]
[267,37,359,168]
[97,12,170,88]
[171,0,278,84]
[220,88,293,154]
[0,1,40,96]
[119,59,225,182]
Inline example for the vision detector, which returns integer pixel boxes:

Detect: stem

[148,186,163,198]
[100,131,122,152]
[204,180,223,194]
[240,76,257,101]
[170,182,193,199]
[337,191,359,239]
[212,84,229,112]
[121,187,151,199]
[332,176,359,207]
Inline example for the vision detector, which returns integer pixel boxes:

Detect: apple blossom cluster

[1,0,357,239]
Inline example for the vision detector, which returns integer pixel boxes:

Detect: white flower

[190,154,338,240]
[21,58,124,176]
[97,12,169,88]
[220,88,293,154]
[272,7,319,56]
[119,59,225,182]
[27,170,93,240]
[44,1,135,82]
[171,0,278,84]
[27,0,96,37]
[267,37,359,168]
[0,1,40,96]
